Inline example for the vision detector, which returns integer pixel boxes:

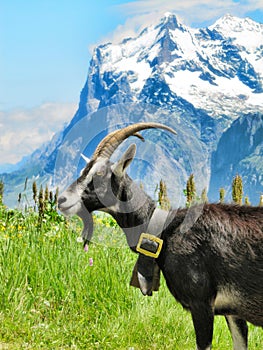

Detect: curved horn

[92,122,177,160]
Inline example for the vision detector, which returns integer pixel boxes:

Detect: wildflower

[43,300,50,307]
[89,258,93,266]
[84,244,89,252]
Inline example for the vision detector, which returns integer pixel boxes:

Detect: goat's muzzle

[58,193,94,248]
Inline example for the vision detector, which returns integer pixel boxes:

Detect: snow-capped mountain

[77,12,262,121]
[2,13,263,207]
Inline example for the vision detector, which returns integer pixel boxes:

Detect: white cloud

[100,0,263,45]
[117,0,263,20]
[0,102,77,164]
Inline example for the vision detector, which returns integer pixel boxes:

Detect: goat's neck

[106,177,156,249]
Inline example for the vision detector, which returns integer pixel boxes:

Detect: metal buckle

[136,233,163,258]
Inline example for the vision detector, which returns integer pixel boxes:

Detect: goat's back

[160,203,263,326]
[164,203,263,252]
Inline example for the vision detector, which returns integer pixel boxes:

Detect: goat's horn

[92,122,177,160]
[81,153,90,164]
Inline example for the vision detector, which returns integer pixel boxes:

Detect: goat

[58,122,263,350]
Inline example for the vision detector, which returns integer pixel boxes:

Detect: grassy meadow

[0,204,262,349]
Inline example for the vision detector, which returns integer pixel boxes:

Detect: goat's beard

[76,203,94,248]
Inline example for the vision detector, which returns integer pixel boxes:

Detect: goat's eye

[96,169,106,177]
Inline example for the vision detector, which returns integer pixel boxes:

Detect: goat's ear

[112,144,136,176]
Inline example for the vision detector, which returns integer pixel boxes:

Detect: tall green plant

[0,180,4,205]
[185,174,196,207]
[232,174,243,205]
[201,188,208,203]
[158,179,171,210]
[38,185,44,220]
[244,196,251,206]
[45,185,49,203]
[219,188,225,203]
[32,181,38,208]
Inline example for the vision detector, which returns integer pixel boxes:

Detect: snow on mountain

[211,14,263,83]
[1,13,263,207]
[86,13,263,122]
[211,14,263,51]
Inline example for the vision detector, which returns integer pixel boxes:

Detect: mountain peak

[164,11,174,18]
[159,12,181,30]
[211,13,263,33]
[2,14,263,207]
[210,13,263,51]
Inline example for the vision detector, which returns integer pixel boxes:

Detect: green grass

[0,206,262,349]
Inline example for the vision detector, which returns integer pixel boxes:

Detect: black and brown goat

[58,122,263,350]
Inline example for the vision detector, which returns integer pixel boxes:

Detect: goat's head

[58,122,176,245]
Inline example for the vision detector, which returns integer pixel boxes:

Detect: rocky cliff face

[1,13,263,206]
[209,112,263,204]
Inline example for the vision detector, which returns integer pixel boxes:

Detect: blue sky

[0,0,129,110]
[0,0,263,164]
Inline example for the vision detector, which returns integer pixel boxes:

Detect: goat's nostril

[58,196,67,206]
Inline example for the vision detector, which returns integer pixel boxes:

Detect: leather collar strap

[130,208,170,296]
